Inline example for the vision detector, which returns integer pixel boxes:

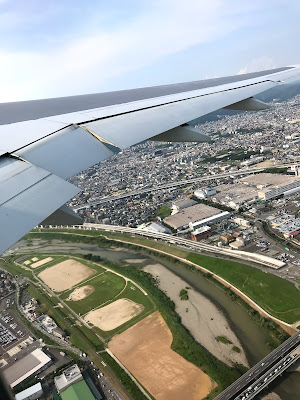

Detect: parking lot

[0,300,37,365]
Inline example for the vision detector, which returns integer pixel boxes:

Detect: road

[82,223,286,270]
[75,161,300,210]
[214,332,300,400]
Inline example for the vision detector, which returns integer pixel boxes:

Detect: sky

[0,0,299,102]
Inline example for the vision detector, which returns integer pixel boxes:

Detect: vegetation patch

[232,346,241,353]
[187,253,300,324]
[63,271,126,315]
[179,289,189,300]
[154,205,171,218]
[216,336,232,345]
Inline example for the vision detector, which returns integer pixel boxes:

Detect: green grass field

[188,253,300,324]
[62,271,126,315]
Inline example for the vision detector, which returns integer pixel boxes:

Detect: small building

[194,188,217,199]
[191,226,211,241]
[229,239,245,249]
[232,217,251,228]
[138,222,171,234]
[15,383,43,400]
[220,234,236,245]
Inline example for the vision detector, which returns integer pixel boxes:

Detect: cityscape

[0,87,299,400]
[0,2,300,398]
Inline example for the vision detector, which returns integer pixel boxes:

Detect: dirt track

[68,285,94,301]
[86,298,144,331]
[31,257,53,268]
[38,259,96,291]
[109,311,213,400]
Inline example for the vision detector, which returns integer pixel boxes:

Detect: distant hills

[256,80,300,102]
[192,80,300,125]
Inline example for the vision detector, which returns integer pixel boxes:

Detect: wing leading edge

[0,65,300,254]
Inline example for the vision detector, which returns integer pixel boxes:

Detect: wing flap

[16,125,115,179]
[0,156,79,254]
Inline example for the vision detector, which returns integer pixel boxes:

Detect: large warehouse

[3,348,51,388]
[164,203,229,230]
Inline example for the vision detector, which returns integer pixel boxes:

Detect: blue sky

[0,0,299,101]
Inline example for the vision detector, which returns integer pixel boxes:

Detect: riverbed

[14,238,300,399]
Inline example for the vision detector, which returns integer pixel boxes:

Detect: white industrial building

[15,383,43,400]
[164,204,225,230]
[189,211,230,231]
[258,180,300,200]
[54,364,83,393]
[138,221,171,234]
[194,188,217,199]
[3,349,52,388]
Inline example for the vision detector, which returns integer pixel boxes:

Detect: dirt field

[38,260,96,291]
[31,257,53,268]
[31,257,38,261]
[23,260,31,265]
[109,311,213,400]
[68,285,95,301]
[86,299,144,331]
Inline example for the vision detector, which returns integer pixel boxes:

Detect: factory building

[55,364,99,400]
[171,198,197,214]
[194,188,217,199]
[15,383,43,400]
[3,349,52,388]
[189,211,230,231]
[258,180,300,201]
[191,226,211,241]
[54,364,83,393]
[164,204,227,231]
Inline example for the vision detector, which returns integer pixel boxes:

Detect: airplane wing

[1,65,300,254]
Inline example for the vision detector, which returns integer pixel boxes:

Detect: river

[16,239,300,399]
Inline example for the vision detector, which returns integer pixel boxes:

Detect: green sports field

[188,253,300,324]
[62,271,126,315]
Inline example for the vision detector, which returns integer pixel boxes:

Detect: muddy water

[16,241,300,399]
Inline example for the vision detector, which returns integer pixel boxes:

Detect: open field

[109,311,214,400]
[144,263,248,367]
[63,271,126,315]
[30,257,53,268]
[68,285,95,301]
[188,253,300,324]
[86,298,144,331]
[38,259,96,291]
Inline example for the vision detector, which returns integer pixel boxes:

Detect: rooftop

[15,383,42,400]
[240,173,300,188]
[3,349,51,388]
[61,380,95,400]
[164,203,220,229]
[54,364,82,393]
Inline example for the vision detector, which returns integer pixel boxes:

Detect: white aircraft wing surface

[0,65,300,254]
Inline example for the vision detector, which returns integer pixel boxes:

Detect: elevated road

[74,161,300,210]
[81,223,286,270]
[214,332,300,400]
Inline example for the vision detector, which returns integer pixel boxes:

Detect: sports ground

[19,253,216,399]
[22,254,154,336]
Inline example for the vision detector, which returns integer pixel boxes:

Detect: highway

[74,161,300,210]
[81,223,286,269]
[214,332,300,400]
